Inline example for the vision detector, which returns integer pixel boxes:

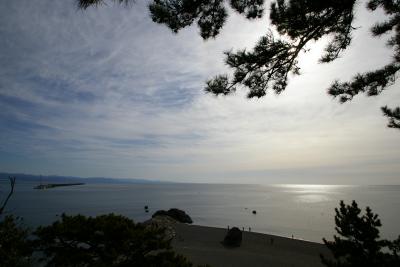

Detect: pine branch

[382,106,400,129]
[77,0,133,9]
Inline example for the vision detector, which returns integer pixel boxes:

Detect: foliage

[34,213,195,267]
[321,200,400,267]
[206,0,356,97]
[328,1,400,115]
[0,215,32,267]
[382,106,400,128]
[149,0,228,40]
[78,0,400,129]
[77,0,132,9]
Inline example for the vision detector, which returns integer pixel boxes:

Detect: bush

[0,215,32,267]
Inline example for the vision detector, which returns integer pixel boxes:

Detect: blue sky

[0,0,399,184]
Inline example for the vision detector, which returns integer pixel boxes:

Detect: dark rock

[252,210,257,214]
[152,210,169,217]
[166,209,192,224]
[152,208,193,224]
[223,227,242,247]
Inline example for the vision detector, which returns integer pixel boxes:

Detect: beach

[173,223,331,267]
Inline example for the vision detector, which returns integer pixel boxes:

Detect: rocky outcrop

[152,208,193,224]
[142,215,177,240]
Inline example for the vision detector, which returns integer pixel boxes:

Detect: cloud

[0,0,399,184]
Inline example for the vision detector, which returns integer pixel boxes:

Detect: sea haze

[1,180,399,243]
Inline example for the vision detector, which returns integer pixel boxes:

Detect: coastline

[172,223,331,267]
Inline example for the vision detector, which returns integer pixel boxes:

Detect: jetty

[33,183,85,189]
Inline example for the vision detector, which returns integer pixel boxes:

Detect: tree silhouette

[34,213,195,267]
[0,176,16,215]
[321,200,400,267]
[78,0,399,129]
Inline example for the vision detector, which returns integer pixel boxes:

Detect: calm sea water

[1,181,399,243]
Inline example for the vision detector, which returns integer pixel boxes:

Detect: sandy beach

[172,224,331,267]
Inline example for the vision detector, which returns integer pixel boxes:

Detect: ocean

[1,181,399,243]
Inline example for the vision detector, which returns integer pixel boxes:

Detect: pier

[33,183,85,189]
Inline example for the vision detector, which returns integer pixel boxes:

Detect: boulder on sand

[152,208,193,224]
[223,227,242,247]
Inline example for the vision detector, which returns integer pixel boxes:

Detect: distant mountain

[0,172,168,184]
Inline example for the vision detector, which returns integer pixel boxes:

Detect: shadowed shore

[172,224,331,267]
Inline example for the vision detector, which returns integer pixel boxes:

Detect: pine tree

[321,200,400,267]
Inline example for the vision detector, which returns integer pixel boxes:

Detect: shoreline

[172,223,331,267]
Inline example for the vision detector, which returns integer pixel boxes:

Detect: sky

[0,0,399,184]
